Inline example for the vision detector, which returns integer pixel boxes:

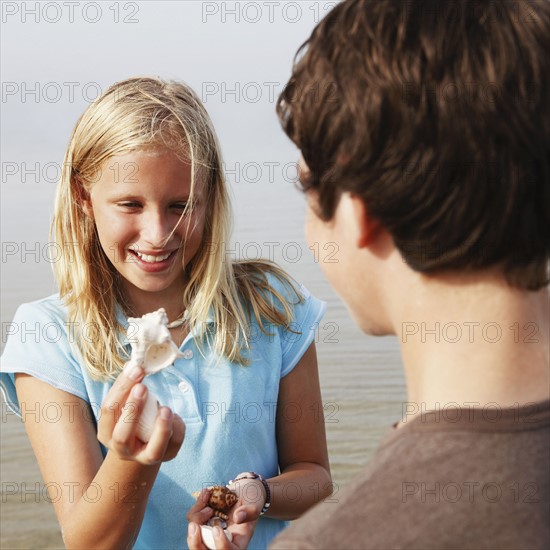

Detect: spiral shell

[192,486,238,520]
[124,308,184,442]
[127,308,184,375]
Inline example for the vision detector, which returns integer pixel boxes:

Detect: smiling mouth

[128,250,177,263]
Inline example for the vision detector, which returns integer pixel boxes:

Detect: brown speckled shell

[208,486,238,519]
[193,486,238,521]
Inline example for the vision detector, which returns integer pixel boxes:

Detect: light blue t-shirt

[0,275,326,550]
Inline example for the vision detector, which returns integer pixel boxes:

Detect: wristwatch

[229,472,271,516]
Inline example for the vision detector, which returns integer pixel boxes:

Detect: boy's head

[277,0,550,291]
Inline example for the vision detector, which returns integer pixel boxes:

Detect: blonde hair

[52,76,301,379]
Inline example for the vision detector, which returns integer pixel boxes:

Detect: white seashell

[124,308,184,442]
[135,394,160,443]
[127,308,184,375]
[200,525,233,550]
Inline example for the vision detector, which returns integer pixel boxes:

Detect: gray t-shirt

[271,400,550,550]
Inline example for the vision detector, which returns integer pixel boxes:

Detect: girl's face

[85,148,207,309]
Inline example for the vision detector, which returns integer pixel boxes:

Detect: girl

[0,77,331,549]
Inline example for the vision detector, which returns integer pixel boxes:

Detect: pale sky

[1,1,338,157]
[1,1,339,236]
[1,1,340,314]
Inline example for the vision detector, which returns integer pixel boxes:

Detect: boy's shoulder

[271,400,550,549]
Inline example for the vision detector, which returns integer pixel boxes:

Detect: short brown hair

[277,0,550,290]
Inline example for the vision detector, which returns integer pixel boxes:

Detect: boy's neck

[395,276,549,418]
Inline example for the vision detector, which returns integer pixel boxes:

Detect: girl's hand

[226,478,266,523]
[187,489,257,550]
[97,364,185,464]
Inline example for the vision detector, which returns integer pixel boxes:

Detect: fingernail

[129,366,143,380]
[160,407,172,420]
[132,384,146,399]
[235,510,246,523]
[214,526,223,538]
[189,522,198,536]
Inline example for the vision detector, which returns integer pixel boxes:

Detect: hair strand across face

[53,76,303,379]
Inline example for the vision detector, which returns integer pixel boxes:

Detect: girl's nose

[141,210,172,248]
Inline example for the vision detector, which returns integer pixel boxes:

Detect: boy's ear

[349,194,382,248]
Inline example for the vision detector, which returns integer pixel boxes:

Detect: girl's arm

[15,366,184,549]
[187,341,331,549]
[267,340,332,519]
[230,341,332,522]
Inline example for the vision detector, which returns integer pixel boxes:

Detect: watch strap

[229,472,271,516]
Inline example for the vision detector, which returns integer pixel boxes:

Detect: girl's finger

[171,414,186,448]
[230,504,256,524]
[109,383,148,455]
[98,364,144,439]
[226,520,257,549]
[212,526,236,550]
[187,506,215,526]
[136,406,173,464]
[187,522,207,550]
[113,363,145,396]
[187,489,214,523]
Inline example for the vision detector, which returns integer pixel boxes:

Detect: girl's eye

[116,202,191,211]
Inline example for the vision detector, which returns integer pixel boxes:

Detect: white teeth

[134,251,172,263]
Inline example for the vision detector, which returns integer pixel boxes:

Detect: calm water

[0,170,406,548]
